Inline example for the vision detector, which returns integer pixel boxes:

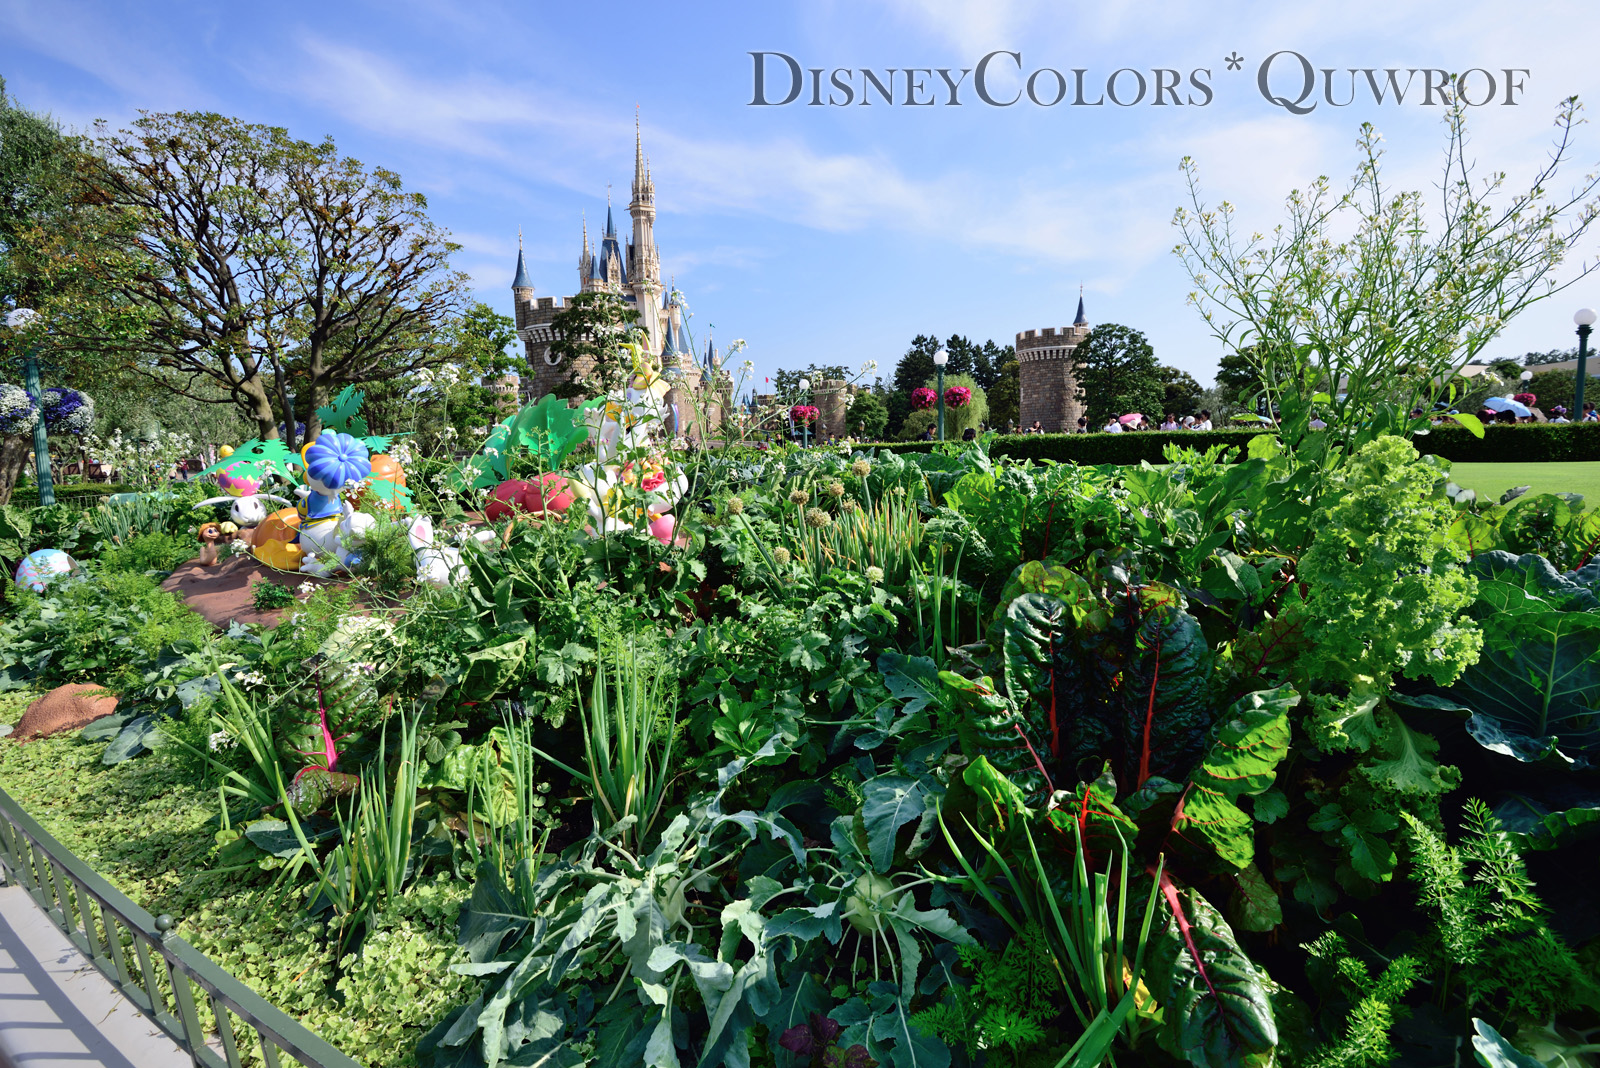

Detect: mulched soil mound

[161,553,337,630]
[14,683,118,741]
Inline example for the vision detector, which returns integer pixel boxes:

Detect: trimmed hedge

[864,423,1600,465]
[8,482,132,507]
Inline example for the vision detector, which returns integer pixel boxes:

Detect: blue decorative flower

[302,431,371,493]
[42,387,95,436]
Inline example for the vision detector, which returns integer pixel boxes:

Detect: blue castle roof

[511,248,532,290]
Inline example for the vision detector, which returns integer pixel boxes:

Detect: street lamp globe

[1576,308,1598,327]
[798,377,810,391]
[4,307,39,329]
[1520,370,1534,382]
[933,348,948,368]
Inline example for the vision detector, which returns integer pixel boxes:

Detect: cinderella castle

[509,118,731,439]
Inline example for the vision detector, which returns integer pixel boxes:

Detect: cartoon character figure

[197,522,226,566]
[300,501,377,578]
[198,459,295,527]
[292,432,373,573]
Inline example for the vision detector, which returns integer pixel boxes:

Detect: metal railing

[0,784,362,1068]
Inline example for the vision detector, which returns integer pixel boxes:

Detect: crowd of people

[1011,411,1216,434]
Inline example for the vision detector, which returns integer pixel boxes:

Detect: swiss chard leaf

[1175,686,1296,871]
[1148,882,1278,1068]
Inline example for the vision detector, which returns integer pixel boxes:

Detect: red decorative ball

[485,479,535,521]
[943,386,972,408]
[524,473,576,515]
[486,474,577,521]
[910,387,937,411]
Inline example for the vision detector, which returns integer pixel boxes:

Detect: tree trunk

[0,435,32,507]
[240,375,279,442]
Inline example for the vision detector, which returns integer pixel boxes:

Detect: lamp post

[933,347,949,441]
[1576,308,1596,419]
[4,308,53,507]
[798,377,811,448]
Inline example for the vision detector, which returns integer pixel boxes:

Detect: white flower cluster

[88,427,202,490]
[411,365,461,396]
[0,384,39,436]
[208,730,236,752]
[388,440,415,466]
[232,668,267,689]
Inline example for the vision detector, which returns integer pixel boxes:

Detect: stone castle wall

[814,379,850,438]
[514,293,580,403]
[1016,325,1088,432]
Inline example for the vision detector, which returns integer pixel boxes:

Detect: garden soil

[13,683,118,741]
[160,553,334,629]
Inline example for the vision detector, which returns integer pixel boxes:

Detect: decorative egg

[648,513,676,545]
[485,480,535,522]
[525,473,576,515]
[14,549,75,593]
[368,454,407,489]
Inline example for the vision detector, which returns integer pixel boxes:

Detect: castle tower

[1016,292,1090,432]
[628,115,662,348]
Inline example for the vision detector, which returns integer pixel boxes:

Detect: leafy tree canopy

[844,390,888,439]
[1072,323,1164,423]
[27,111,471,449]
[1160,365,1206,417]
[549,290,644,400]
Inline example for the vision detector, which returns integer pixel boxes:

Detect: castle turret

[511,228,534,329]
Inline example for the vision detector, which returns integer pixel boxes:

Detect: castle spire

[511,226,532,291]
[633,108,647,190]
[1073,285,1088,327]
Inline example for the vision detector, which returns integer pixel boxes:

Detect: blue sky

[3,0,1599,389]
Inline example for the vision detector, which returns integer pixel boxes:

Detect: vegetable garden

[3,377,1599,1068]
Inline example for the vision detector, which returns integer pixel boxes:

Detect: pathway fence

[0,784,362,1068]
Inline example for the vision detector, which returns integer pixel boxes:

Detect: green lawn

[1446,462,1600,504]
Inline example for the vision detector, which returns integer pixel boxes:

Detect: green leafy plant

[1401,799,1594,1022]
[284,710,424,952]
[577,640,678,855]
[96,529,195,573]
[252,581,297,611]
[910,924,1058,1067]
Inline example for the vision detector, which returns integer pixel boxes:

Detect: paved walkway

[0,881,188,1068]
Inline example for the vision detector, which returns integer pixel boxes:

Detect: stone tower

[1017,294,1090,432]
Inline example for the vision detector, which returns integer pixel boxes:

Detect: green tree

[1072,324,1163,423]
[772,364,849,406]
[1,78,97,314]
[845,390,889,439]
[988,358,1020,429]
[548,290,645,400]
[879,380,911,437]
[1159,365,1205,417]
[1214,349,1260,407]
[34,112,470,449]
[363,302,521,436]
[1520,347,1578,366]
[893,334,941,394]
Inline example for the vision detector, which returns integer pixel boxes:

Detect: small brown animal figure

[197,522,225,566]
